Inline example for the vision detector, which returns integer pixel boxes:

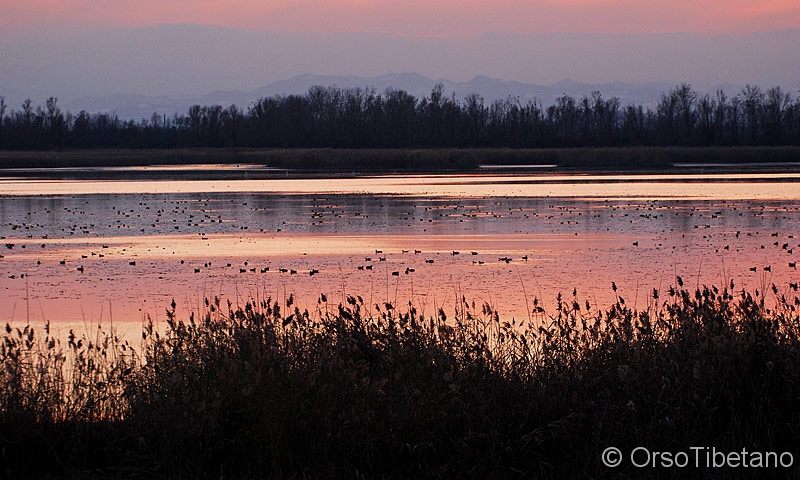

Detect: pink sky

[3,0,800,38]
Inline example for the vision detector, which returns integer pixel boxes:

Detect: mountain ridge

[3,24,799,119]
[65,74,696,120]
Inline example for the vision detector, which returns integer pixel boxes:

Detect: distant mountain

[256,74,683,109]
[254,73,438,99]
[68,94,194,120]
[4,25,799,119]
[63,74,691,120]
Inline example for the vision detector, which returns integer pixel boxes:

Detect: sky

[3,0,800,39]
[1,1,799,110]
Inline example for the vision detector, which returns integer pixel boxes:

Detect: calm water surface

[1,172,799,340]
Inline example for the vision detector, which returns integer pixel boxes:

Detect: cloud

[2,0,799,40]
[2,25,798,105]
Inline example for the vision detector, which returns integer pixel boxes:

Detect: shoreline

[1,146,800,176]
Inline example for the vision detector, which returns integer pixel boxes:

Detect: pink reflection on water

[1,174,799,343]
[2,230,798,342]
[2,173,800,199]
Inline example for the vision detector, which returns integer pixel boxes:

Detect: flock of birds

[3,235,798,285]
[13,247,540,279]
[2,197,800,291]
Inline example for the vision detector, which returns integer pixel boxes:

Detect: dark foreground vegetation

[2,83,800,153]
[2,281,800,478]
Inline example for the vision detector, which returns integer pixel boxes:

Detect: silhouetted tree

[764,87,790,145]
[673,84,696,145]
[621,104,646,145]
[655,89,678,145]
[0,96,6,147]
[43,97,65,149]
[463,93,487,146]
[696,94,715,145]
[548,95,578,146]
[741,85,764,145]
[382,88,417,147]
[2,83,799,151]
[221,105,242,148]
[21,99,34,148]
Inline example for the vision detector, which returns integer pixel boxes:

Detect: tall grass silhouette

[2,281,800,478]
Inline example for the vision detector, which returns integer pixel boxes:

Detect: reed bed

[2,281,800,478]
[2,146,800,172]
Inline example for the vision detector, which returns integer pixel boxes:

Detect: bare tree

[0,96,6,146]
[45,97,65,148]
[674,83,696,144]
[464,93,487,145]
[741,85,764,144]
[764,87,790,144]
[222,105,241,148]
[21,98,34,146]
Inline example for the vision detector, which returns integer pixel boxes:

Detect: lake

[1,170,799,340]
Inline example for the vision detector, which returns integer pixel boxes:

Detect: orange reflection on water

[2,229,799,341]
[2,173,800,199]
[1,174,800,343]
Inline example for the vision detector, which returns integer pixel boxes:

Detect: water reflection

[2,172,800,199]
[1,175,799,338]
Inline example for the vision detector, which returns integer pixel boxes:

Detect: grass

[1,146,799,173]
[2,281,800,478]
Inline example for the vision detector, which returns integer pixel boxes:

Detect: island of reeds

[2,280,800,478]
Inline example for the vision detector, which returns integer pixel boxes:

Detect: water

[1,170,799,340]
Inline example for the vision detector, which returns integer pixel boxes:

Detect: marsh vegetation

[1,146,799,174]
[2,281,799,478]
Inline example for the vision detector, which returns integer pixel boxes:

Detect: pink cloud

[2,0,799,38]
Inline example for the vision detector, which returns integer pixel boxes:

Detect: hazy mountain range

[2,24,798,120]
[62,74,716,121]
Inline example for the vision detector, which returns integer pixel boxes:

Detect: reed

[2,282,800,478]
[1,146,799,172]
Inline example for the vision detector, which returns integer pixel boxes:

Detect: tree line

[1,83,799,150]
